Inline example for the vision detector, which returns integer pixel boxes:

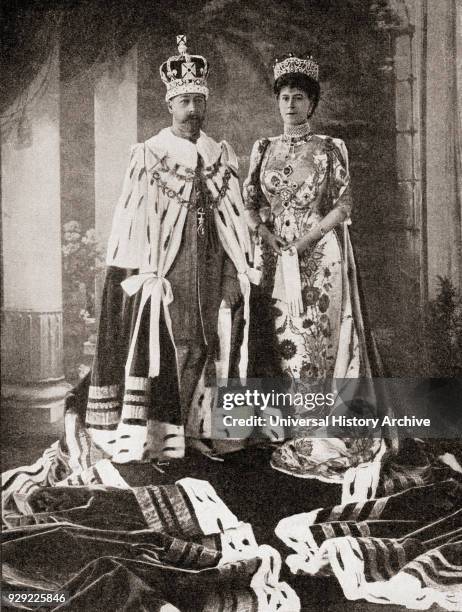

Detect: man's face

[168,93,207,132]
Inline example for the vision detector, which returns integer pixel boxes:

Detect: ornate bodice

[243,132,351,243]
[261,134,329,217]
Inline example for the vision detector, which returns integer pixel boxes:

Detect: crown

[160,35,209,101]
[273,53,319,82]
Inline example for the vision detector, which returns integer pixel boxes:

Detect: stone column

[425,0,461,297]
[369,0,426,371]
[1,46,70,433]
[94,47,138,311]
[393,1,423,301]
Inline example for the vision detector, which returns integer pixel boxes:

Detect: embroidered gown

[244,123,391,481]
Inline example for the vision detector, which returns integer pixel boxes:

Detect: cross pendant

[197,207,206,236]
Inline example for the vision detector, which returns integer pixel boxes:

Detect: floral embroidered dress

[244,122,391,481]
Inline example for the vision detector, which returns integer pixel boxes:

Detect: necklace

[282,122,312,158]
[283,121,312,139]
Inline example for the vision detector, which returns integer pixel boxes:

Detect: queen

[243,53,388,480]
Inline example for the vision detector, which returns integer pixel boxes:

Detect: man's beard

[182,116,203,131]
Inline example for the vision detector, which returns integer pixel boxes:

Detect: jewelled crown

[273,52,319,82]
[160,35,209,101]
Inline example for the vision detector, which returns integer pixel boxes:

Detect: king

[67,36,259,466]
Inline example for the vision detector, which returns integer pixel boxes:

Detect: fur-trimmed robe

[83,128,259,463]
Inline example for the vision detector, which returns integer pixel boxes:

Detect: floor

[1,427,406,612]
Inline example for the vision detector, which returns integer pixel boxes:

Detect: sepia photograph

[1,0,461,610]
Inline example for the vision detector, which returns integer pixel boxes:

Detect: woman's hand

[258,225,287,255]
[283,234,313,256]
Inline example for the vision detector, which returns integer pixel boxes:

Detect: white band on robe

[121,272,175,378]
[238,272,251,383]
[122,269,255,382]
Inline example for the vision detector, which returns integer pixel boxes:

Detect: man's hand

[222,276,242,308]
[259,225,287,255]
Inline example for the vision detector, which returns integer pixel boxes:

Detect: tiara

[160,35,209,101]
[273,53,319,82]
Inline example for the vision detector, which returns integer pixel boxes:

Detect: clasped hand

[259,225,311,256]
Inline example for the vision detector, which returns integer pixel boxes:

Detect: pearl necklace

[283,121,312,139]
[282,122,312,158]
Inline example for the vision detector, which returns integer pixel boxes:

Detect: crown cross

[176,35,187,54]
[182,62,197,77]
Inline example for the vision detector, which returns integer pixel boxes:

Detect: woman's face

[278,86,314,126]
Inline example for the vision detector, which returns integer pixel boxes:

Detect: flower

[64,231,81,243]
[302,318,313,328]
[63,220,81,233]
[82,228,97,244]
[302,286,320,307]
[278,339,297,360]
[62,242,80,256]
[306,259,319,273]
[62,220,104,316]
[300,363,319,379]
[323,267,331,278]
[318,293,330,313]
